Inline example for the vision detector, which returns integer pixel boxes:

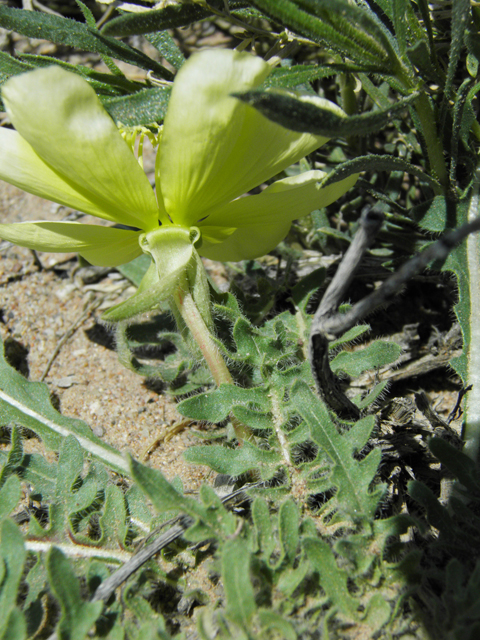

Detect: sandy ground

[0,179,217,491]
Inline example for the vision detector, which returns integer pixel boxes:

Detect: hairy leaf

[0,337,129,475]
[0,520,27,640]
[0,5,170,78]
[46,547,103,640]
[102,86,171,126]
[330,340,402,377]
[292,382,384,520]
[247,0,399,73]
[303,537,358,619]
[234,90,418,137]
[222,539,256,627]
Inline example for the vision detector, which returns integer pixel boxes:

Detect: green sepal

[103,226,211,326]
[234,90,418,138]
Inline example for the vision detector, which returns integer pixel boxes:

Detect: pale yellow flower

[0,49,356,292]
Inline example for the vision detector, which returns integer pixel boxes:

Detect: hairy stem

[414,92,449,191]
[172,285,252,443]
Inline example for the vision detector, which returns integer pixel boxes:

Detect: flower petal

[2,66,162,229]
[198,220,292,262]
[204,171,358,228]
[0,221,142,266]
[0,128,129,221]
[197,171,358,261]
[159,49,329,225]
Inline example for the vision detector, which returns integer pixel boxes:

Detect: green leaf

[0,336,129,475]
[46,547,103,640]
[278,499,299,565]
[441,0,470,123]
[145,31,185,70]
[0,426,23,489]
[407,40,443,84]
[98,484,128,549]
[317,153,441,191]
[76,0,124,77]
[292,381,383,520]
[177,384,269,423]
[329,324,370,349]
[248,0,400,73]
[257,609,297,640]
[362,593,391,632]
[252,498,275,559]
[437,188,480,459]
[183,441,280,477]
[1,609,26,640]
[392,0,408,57]
[303,537,358,619]
[102,1,249,36]
[101,86,171,126]
[410,195,452,232]
[16,453,56,502]
[290,266,326,308]
[128,455,206,522]
[0,520,27,639]
[18,53,142,95]
[0,476,21,522]
[117,254,152,287]
[234,90,418,137]
[428,437,480,494]
[0,6,171,78]
[101,2,212,36]
[222,539,256,627]
[0,51,34,84]
[265,64,352,89]
[408,480,456,537]
[330,340,402,377]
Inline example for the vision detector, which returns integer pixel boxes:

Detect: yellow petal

[198,171,358,261]
[198,220,292,262]
[158,49,328,226]
[2,66,162,229]
[0,129,130,222]
[0,221,142,266]
[204,171,358,228]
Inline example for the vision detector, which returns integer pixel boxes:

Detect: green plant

[1,1,480,638]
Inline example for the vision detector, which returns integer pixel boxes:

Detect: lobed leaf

[222,539,256,628]
[303,537,358,619]
[292,381,384,520]
[0,520,27,640]
[46,547,103,640]
[183,441,280,477]
[330,340,402,377]
[0,337,129,475]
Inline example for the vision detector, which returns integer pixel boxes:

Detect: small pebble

[55,376,77,389]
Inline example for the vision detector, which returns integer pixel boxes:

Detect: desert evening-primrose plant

[0,48,356,396]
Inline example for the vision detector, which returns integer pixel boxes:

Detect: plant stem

[172,286,252,443]
[414,92,449,192]
[463,169,480,462]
